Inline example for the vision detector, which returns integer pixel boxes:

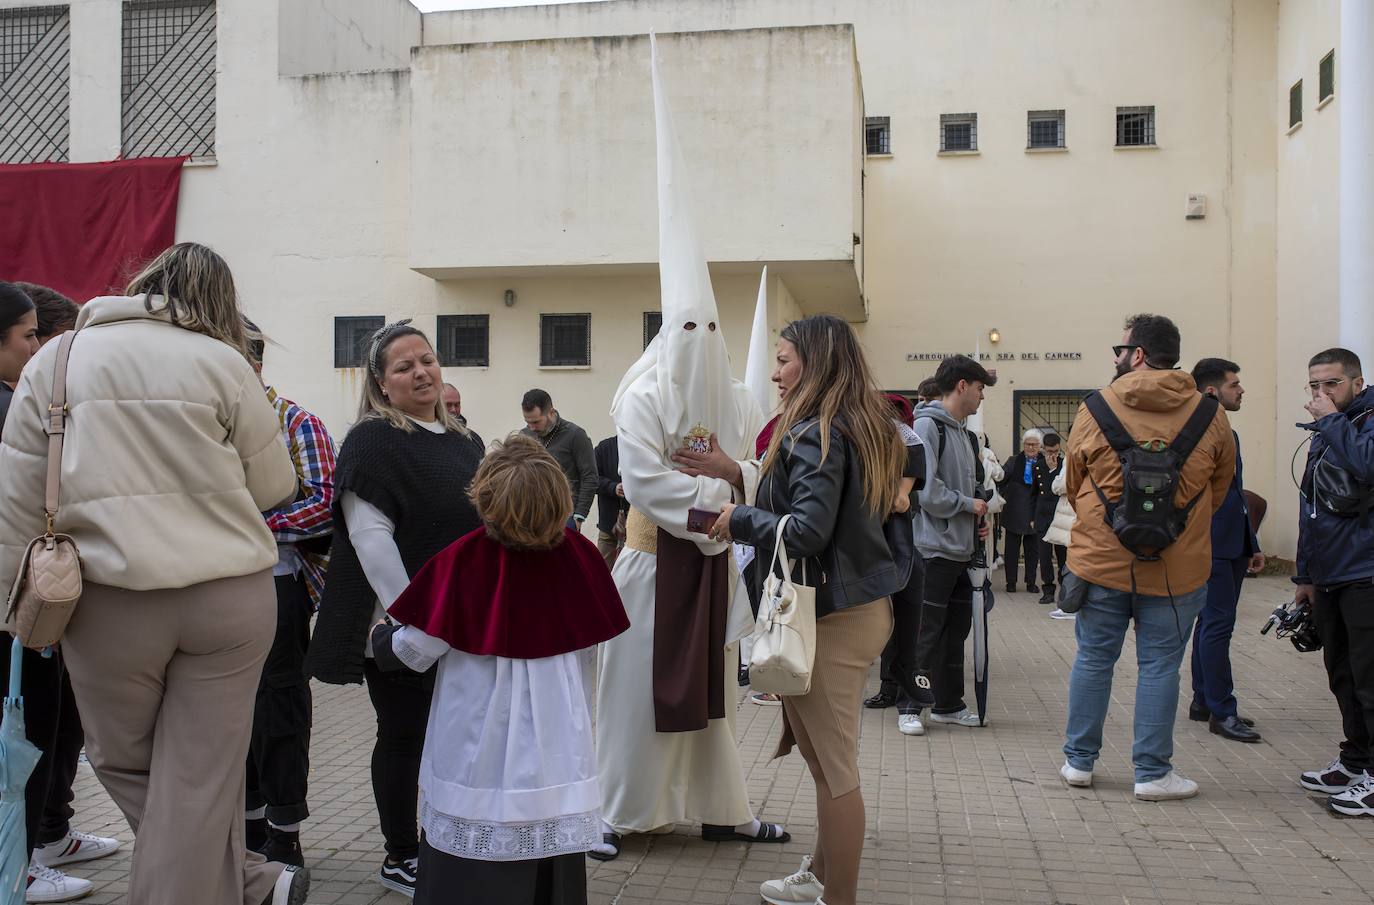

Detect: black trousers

[1038,535,1067,591]
[914,556,973,715]
[245,573,314,826]
[878,556,926,713]
[363,656,435,861]
[416,838,587,905]
[1311,579,1374,773]
[1003,531,1040,587]
[1,639,84,856]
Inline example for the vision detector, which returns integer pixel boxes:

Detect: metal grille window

[436,314,490,368]
[643,311,662,349]
[1289,80,1302,129]
[940,113,977,152]
[0,6,70,164]
[865,116,891,155]
[1027,109,1065,149]
[1320,51,1334,103]
[1012,390,1092,444]
[334,316,383,369]
[1115,106,1156,146]
[122,0,216,159]
[540,314,591,367]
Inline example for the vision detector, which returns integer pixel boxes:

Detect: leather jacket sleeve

[730,422,846,560]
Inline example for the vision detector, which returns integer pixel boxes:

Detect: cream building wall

[5,0,1354,557]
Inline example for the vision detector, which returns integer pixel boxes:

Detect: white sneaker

[1134,771,1199,801]
[760,854,824,905]
[269,865,310,905]
[929,708,985,727]
[1060,762,1093,787]
[1300,758,1368,794]
[33,829,121,868]
[897,713,925,736]
[25,864,92,903]
[1049,608,1076,620]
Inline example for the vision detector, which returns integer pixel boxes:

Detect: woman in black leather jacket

[708,314,909,905]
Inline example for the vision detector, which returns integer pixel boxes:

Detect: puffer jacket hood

[1109,368,1200,415]
[1295,386,1374,586]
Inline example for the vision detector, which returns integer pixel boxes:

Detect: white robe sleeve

[390,625,452,672]
[341,492,413,657]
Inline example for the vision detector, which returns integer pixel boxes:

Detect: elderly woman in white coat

[0,244,305,905]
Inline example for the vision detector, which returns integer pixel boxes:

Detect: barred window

[437,314,490,368]
[0,5,70,164]
[540,314,591,367]
[940,113,977,152]
[1027,109,1065,149]
[122,0,216,159]
[865,116,891,155]
[334,316,384,369]
[643,311,662,349]
[1320,51,1334,104]
[1115,106,1156,146]
[1288,81,1302,129]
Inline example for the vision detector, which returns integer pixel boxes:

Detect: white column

[1340,0,1374,364]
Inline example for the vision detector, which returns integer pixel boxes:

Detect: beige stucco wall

[278,0,421,76]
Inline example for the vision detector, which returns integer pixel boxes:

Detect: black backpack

[1082,392,1218,561]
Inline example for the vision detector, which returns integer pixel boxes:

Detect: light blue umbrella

[1,638,41,905]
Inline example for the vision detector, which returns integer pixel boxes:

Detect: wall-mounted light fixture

[988,328,1001,344]
[504,289,516,308]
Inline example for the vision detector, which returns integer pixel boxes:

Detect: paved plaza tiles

[63,576,1374,904]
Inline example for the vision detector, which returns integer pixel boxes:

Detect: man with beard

[1060,314,1234,801]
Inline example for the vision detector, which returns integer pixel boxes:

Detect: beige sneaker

[760,854,824,905]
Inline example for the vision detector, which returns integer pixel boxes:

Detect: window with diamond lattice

[1012,390,1092,445]
[540,314,591,367]
[0,6,70,164]
[643,311,662,349]
[334,316,383,369]
[122,0,216,159]
[437,315,490,368]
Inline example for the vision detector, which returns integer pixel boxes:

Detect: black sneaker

[246,817,268,854]
[379,857,418,898]
[1300,758,1368,794]
[260,828,305,868]
[1038,588,1056,604]
[1026,584,1040,594]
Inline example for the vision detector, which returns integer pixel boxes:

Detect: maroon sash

[652,528,729,732]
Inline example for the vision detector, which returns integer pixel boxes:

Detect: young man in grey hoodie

[904,355,996,736]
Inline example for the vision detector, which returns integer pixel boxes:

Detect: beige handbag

[748,514,817,696]
[5,331,82,650]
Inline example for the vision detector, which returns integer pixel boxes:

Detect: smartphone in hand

[687,507,720,534]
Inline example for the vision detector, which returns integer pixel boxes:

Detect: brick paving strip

[64,577,1374,904]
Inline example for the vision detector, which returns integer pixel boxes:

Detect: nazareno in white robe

[596,375,762,834]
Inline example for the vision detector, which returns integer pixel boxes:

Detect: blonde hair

[356,321,464,434]
[468,435,572,550]
[762,315,904,514]
[126,243,249,355]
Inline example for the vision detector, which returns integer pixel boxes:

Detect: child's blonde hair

[468,435,573,550]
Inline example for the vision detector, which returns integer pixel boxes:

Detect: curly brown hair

[468,435,572,550]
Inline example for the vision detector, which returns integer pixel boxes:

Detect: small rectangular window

[334,316,384,369]
[940,113,977,152]
[540,313,591,367]
[643,311,662,349]
[1027,109,1066,149]
[1320,51,1335,103]
[436,314,489,368]
[1289,80,1302,129]
[865,116,891,155]
[1115,105,1156,147]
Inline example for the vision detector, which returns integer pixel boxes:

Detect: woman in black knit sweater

[306,320,484,898]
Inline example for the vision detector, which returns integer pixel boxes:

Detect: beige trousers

[62,570,283,905]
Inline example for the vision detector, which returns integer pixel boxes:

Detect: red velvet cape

[386,526,629,659]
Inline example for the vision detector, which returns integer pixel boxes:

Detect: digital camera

[1260,599,1322,653]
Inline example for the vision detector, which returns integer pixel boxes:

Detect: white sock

[268,821,301,833]
[734,818,761,837]
[245,807,266,821]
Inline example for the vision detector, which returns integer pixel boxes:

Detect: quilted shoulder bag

[6,331,83,649]
[748,514,817,696]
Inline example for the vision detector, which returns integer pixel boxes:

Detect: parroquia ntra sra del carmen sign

[905,351,1084,362]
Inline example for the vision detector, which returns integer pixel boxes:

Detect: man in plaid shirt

[244,322,337,868]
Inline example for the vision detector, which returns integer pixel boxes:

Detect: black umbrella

[968,529,991,726]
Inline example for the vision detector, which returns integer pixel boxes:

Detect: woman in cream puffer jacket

[0,244,304,905]
[1042,468,1076,547]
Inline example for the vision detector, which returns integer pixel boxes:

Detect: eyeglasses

[1306,377,1348,393]
[1112,344,1143,358]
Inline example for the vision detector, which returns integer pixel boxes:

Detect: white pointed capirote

[744,266,773,416]
[612,33,752,467]
[967,338,984,436]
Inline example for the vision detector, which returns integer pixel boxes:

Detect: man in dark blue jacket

[1188,359,1264,743]
[1294,348,1374,816]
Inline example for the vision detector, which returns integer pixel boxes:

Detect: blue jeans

[1063,581,1207,783]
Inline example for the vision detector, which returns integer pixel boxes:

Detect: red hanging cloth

[0,156,185,302]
